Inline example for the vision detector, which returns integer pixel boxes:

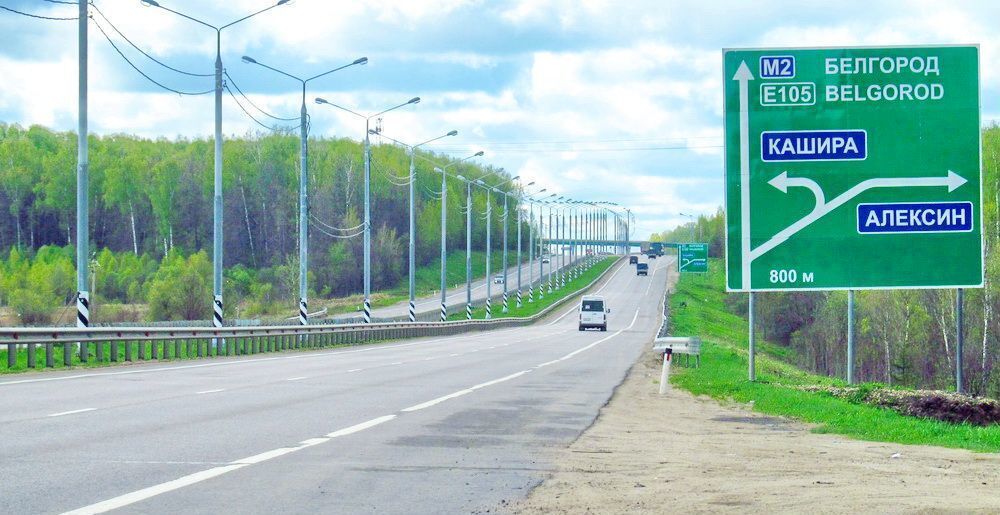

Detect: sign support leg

[956,288,964,394]
[748,292,756,382]
[847,289,855,385]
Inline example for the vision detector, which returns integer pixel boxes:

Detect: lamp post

[679,212,698,242]
[486,176,525,313]
[371,130,458,322]
[521,189,546,303]
[314,96,421,323]
[433,151,483,321]
[456,175,474,319]
[513,181,537,308]
[242,55,366,325]
[142,0,290,347]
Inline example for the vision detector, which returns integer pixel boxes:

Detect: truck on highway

[578,295,609,332]
[629,255,638,265]
[636,262,649,276]
[650,242,664,256]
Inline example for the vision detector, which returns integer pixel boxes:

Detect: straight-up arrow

[733,60,754,289]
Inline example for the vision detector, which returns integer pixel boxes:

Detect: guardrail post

[46,343,53,368]
[28,343,36,369]
[151,339,158,360]
[7,344,14,369]
[64,342,72,367]
[111,341,118,362]
[96,339,103,362]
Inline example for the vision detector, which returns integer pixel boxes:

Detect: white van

[578,295,609,331]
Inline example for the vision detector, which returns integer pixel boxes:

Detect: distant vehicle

[578,295,609,332]
[647,251,658,259]
[650,242,664,256]
[629,255,638,265]
[542,257,550,264]
[636,263,649,276]
[493,274,504,284]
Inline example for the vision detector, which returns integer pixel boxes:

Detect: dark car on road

[629,255,638,265]
[636,262,649,276]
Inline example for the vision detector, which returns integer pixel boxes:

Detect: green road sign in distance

[723,46,982,291]
[679,243,708,273]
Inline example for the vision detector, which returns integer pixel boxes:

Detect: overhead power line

[92,15,214,96]
[90,3,212,77]
[224,71,299,122]
[224,85,300,133]
[0,4,76,20]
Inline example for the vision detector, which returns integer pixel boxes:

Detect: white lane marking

[63,415,397,515]
[422,357,435,361]
[488,346,496,349]
[449,353,460,357]
[400,389,474,412]
[62,464,250,515]
[467,349,478,353]
[536,308,641,369]
[326,414,396,438]
[195,389,225,395]
[47,408,96,417]
[469,370,530,390]
[347,368,363,373]
[285,377,307,382]
[234,447,298,465]
[390,362,404,365]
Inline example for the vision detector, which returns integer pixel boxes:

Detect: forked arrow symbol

[750,170,968,261]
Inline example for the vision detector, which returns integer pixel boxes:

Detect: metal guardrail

[0,256,624,371]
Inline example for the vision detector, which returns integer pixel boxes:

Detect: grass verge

[670,259,1000,453]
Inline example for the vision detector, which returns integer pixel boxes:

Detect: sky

[2,0,1000,239]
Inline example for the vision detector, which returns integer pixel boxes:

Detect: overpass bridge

[544,239,680,250]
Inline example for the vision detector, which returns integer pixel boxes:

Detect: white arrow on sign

[750,170,969,261]
[733,60,754,289]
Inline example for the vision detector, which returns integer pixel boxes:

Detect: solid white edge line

[61,415,398,515]
[285,377,307,382]
[325,414,396,438]
[195,389,225,395]
[400,389,474,412]
[47,408,96,417]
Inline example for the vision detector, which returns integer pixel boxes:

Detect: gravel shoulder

[511,295,1000,514]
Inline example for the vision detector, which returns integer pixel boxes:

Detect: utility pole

[76,0,89,365]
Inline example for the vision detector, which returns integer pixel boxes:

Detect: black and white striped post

[408,300,416,322]
[486,297,492,320]
[466,302,473,320]
[213,294,223,353]
[363,299,372,324]
[299,299,308,326]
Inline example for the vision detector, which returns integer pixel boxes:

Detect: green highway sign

[723,46,983,291]
[678,243,708,273]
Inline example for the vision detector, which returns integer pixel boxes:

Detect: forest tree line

[0,123,531,323]
[657,126,1000,397]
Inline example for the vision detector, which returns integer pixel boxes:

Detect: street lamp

[513,180,535,308]
[314,95,421,323]
[486,175,519,313]
[142,0,290,349]
[433,151,483,321]
[521,188,546,303]
[374,130,458,322]
[679,212,701,241]
[242,55,366,325]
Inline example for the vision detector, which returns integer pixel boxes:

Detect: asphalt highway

[0,253,672,514]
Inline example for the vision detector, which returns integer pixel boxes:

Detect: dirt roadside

[510,278,1000,513]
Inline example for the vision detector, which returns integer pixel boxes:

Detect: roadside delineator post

[659,348,673,395]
